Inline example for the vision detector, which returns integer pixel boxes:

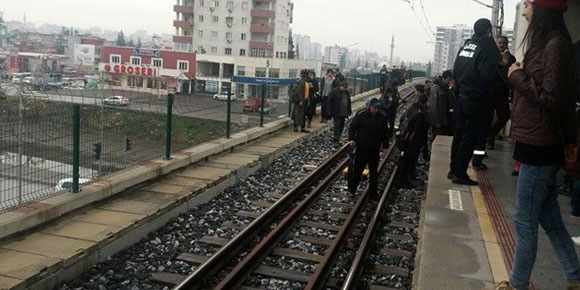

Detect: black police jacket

[348,110,389,151]
[453,36,501,102]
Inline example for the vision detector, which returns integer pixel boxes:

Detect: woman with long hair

[496,0,580,289]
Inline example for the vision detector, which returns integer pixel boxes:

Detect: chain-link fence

[0,72,383,212]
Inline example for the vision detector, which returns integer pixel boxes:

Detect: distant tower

[389,35,395,68]
[23,13,26,23]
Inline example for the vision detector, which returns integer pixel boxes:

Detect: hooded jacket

[348,110,388,151]
[509,32,577,147]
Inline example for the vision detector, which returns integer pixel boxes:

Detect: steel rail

[304,145,396,290]
[341,165,399,290]
[173,144,350,290]
[214,155,351,290]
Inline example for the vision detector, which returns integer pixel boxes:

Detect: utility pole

[491,0,501,37]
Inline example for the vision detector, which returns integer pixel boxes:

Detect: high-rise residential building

[0,11,6,51]
[293,34,323,61]
[432,24,514,76]
[324,45,345,66]
[173,0,294,59]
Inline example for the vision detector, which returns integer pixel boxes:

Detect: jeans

[511,163,580,289]
[333,117,346,141]
[572,179,580,217]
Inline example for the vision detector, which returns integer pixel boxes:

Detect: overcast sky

[2,0,519,63]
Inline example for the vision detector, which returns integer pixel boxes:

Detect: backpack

[289,84,300,104]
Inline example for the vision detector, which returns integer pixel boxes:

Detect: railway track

[147,86,419,290]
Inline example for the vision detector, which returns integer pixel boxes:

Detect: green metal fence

[0,72,381,213]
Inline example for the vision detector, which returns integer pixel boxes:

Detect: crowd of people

[290,0,580,289]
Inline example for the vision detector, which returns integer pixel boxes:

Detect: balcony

[173,35,193,44]
[249,41,273,50]
[251,9,275,18]
[250,24,275,34]
[173,20,193,29]
[174,5,194,14]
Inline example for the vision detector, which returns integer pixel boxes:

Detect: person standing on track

[428,70,454,139]
[397,85,429,187]
[449,18,502,186]
[291,69,311,133]
[569,37,580,246]
[386,81,401,139]
[380,65,389,93]
[491,1,580,289]
[319,69,335,123]
[328,81,352,143]
[305,71,320,129]
[347,98,388,201]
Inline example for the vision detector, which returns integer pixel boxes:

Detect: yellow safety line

[471,182,510,284]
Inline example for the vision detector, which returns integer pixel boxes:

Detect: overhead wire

[401,0,434,41]
[418,0,435,36]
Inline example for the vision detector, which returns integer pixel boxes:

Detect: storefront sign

[231,76,298,86]
[103,64,158,77]
[132,48,159,57]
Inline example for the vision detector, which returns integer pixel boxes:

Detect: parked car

[213,93,237,101]
[55,178,91,192]
[243,97,263,112]
[104,96,130,106]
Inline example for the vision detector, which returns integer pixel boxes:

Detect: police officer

[348,98,389,200]
[449,18,502,185]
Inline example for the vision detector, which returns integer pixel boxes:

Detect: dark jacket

[399,102,429,153]
[332,73,346,89]
[378,93,394,118]
[348,110,389,151]
[428,79,453,128]
[574,41,580,103]
[453,36,501,101]
[509,32,577,147]
[327,88,352,117]
[309,78,320,103]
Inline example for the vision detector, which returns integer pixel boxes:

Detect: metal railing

[0,72,387,213]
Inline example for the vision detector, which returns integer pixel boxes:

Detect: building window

[226,1,234,9]
[240,49,246,56]
[152,58,163,68]
[225,48,232,55]
[241,17,247,24]
[177,60,189,71]
[269,68,280,78]
[213,16,219,22]
[242,2,248,9]
[199,0,204,6]
[198,30,203,38]
[226,17,233,25]
[241,33,246,40]
[110,54,121,64]
[288,69,298,78]
[130,56,141,66]
[211,46,218,53]
[255,67,266,77]
[198,46,205,53]
[211,31,218,39]
[212,0,219,7]
[249,48,266,57]
[237,66,245,76]
[225,32,232,40]
[198,15,204,22]
[275,52,279,58]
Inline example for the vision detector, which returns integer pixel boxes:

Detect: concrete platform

[415,136,580,289]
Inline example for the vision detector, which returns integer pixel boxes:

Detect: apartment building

[173,0,293,59]
[432,25,515,76]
